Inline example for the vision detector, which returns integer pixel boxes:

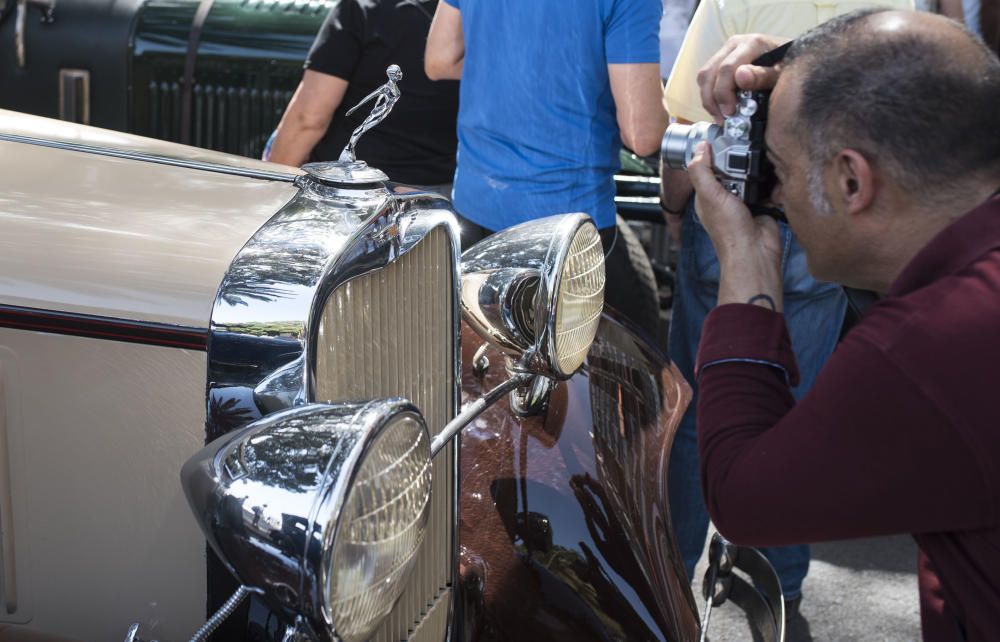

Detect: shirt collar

[889,190,1000,298]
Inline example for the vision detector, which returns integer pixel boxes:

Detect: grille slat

[316,226,455,641]
[138,76,296,157]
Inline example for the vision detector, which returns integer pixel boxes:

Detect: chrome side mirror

[181,399,432,642]
[460,213,606,380]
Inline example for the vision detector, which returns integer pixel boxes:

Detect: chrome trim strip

[0,304,208,350]
[0,134,298,183]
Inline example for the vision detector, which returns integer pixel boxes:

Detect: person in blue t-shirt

[425,0,668,337]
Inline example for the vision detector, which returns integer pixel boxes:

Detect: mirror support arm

[430,373,534,456]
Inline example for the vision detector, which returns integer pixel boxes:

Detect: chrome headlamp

[460,213,605,379]
[181,399,432,642]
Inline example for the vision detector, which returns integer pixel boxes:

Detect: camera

[661,90,778,214]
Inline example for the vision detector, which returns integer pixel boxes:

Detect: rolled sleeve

[605,0,662,64]
[696,303,800,386]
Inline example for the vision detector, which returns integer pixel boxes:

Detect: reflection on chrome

[181,399,432,642]
[460,213,606,381]
[207,176,460,442]
[206,169,462,641]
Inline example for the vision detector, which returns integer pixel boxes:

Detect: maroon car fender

[457,312,700,641]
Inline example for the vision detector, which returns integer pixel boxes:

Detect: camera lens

[661,121,717,170]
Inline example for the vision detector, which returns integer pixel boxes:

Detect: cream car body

[0,110,302,640]
[1,105,467,642]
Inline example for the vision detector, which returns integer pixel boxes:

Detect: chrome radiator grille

[315,225,456,641]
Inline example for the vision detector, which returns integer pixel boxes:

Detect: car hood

[0,109,304,177]
[0,111,302,329]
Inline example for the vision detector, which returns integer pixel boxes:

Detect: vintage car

[0,102,727,641]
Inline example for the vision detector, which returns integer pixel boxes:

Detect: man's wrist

[717,250,783,312]
[660,200,684,217]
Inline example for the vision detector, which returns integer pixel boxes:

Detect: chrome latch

[15,0,55,69]
[122,623,157,642]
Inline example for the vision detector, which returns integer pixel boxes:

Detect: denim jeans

[667,203,847,599]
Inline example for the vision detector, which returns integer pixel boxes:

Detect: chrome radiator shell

[207,179,460,640]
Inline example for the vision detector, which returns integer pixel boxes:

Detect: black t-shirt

[306,0,459,186]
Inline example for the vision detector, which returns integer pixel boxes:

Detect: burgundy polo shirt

[694,193,1000,640]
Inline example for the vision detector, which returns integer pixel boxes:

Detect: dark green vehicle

[0,0,328,157]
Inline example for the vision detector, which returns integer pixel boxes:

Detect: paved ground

[691,532,921,641]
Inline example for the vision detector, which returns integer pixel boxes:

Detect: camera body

[661,90,776,211]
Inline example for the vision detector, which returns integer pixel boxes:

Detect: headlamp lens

[326,413,432,642]
[553,223,605,375]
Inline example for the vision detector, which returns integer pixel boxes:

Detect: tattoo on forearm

[747,294,776,311]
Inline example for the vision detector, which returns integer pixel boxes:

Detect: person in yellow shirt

[659,0,914,617]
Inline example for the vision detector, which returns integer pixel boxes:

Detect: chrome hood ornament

[302,65,402,186]
[339,64,403,163]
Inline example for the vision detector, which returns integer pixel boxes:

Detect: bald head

[866,10,986,59]
[779,9,1000,205]
[790,10,997,72]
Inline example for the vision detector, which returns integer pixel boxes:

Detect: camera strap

[752,41,793,68]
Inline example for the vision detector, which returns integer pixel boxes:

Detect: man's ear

[832,149,875,215]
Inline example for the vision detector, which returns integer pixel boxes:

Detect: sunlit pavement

[692,533,921,641]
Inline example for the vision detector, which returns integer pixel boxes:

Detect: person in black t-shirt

[267,0,459,187]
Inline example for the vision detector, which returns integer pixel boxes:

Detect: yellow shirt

[663,0,915,123]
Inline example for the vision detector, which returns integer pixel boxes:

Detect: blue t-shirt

[443,0,661,230]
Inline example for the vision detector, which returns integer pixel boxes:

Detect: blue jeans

[667,204,847,599]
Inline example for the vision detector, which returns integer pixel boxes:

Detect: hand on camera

[697,34,787,123]
[688,142,784,311]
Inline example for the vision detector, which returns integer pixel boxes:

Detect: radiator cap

[302,160,388,186]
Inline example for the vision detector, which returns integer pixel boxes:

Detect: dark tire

[603,215,664,343]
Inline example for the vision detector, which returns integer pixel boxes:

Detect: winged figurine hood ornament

[339,64,403,163]
[300,65,403,186]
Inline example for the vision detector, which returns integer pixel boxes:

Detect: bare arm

[608,63,668,157]
[425,2,464,81]
[267,70,349,166]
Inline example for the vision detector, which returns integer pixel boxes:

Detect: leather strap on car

[180,0,215,145]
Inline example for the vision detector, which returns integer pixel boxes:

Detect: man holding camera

[688,9,1000,638]
[658,0,919,608]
